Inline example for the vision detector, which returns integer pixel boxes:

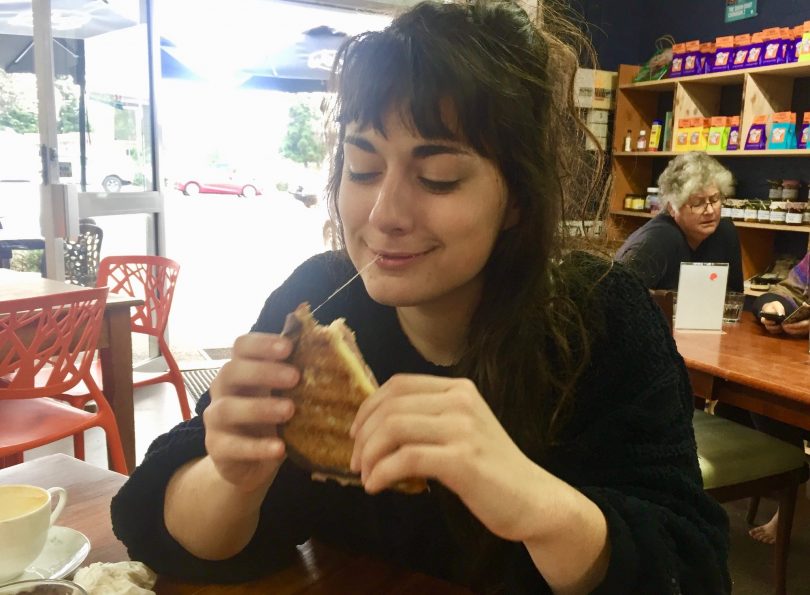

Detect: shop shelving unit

[609,61,810,283]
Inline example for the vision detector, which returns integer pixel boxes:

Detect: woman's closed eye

[347,170,381,183]
[419,177,461,193]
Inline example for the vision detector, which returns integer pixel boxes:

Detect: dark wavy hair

[325,1,606,586]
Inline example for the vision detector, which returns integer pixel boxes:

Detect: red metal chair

[63,256,190,460]
[0,287,127,473]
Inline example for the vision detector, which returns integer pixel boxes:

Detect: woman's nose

[368,172,414,234]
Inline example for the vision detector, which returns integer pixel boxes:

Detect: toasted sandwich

[279,303,426,494]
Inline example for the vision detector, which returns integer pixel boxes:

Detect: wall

[572,0,644,70]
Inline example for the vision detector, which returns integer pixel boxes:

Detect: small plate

[0,527,91,586]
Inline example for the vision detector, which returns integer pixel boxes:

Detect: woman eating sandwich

[111,1,730,593]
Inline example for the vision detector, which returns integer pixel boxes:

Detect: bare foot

[749,511,779,545]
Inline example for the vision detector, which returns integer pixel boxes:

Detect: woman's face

[670,184,722,245]
[337,110,517,310]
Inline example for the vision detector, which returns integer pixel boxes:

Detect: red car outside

[174,167,262,197]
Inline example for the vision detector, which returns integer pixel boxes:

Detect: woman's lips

[372,249,434,270]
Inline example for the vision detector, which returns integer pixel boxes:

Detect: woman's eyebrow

[412,144,470,158]
[344,135,377,153]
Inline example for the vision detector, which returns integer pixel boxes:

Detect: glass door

[0,0,162,282]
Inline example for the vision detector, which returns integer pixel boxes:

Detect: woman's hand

[759,300,785,334]
[782,318,810,337]
[349,374,546,543]
[203,333,300,493]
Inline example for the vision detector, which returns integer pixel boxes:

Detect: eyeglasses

[686,193,723,214]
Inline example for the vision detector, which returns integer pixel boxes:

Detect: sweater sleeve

[752,252,810,315]
[614,231,669,289]
[110,252,349,582]
[537,262,730,594]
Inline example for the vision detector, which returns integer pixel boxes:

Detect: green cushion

[693,410,807,490]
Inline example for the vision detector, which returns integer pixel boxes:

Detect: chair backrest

[649,289,675,331]
[96,255,180,338]
[64,223,104,287]
[0,287,109,397]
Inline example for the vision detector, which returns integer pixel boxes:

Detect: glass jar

[720,197,733,218]
[730,199,745,221]
[743,200,758,222]
[786,201,804,225]
[757,200,772,222]
[767,179,783,200]
[769,201,787,224]
[645,187,660,213]
[630,195,646,211]
[782,179,800,201]
[623,194,634,210]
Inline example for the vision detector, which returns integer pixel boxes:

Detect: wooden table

[0,455,473,594]
[675,313,810,431]
[0,269,142,471]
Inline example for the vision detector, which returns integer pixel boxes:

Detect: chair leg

[773,483,799,595]
[747,496,761,525]
[73,432,86,461]
[0,453,24,468]
[161,341,191,420]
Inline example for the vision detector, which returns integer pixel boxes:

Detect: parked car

[174,165,262,197]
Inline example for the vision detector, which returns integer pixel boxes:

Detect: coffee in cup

[0,485,67,582]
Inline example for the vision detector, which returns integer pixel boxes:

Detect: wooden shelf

[614,150,810,158]
[610,210,810,233]
[620,60,810,92]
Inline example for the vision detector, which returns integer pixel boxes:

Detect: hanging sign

[725,0,758,23]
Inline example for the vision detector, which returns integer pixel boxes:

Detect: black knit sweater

[111,251,730,594]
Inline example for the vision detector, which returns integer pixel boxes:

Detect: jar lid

[646,187,659,193]
[782,179,800,188]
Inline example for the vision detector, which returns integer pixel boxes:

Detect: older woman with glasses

[615,152,743,292]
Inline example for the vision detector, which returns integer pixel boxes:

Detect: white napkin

[73,561,157,595]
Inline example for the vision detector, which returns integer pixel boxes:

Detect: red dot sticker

[709,273,718,281]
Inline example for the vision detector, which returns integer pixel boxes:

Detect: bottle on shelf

[648,120,663,152]
[636,129,648,151]
[623,129,632,152]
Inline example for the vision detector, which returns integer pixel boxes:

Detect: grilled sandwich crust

[279,303,427,494]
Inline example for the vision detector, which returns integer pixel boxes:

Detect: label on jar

[783,189,799,200]
[743,208,757,221]
[757,209,771,222]
[786,212,803,224]
[770,210,787,224]
[803,210,810,224]
[721,206,733,218]
[731,207,745,220]
[631,197,646,210]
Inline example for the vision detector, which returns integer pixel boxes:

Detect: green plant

[11,249,43,273]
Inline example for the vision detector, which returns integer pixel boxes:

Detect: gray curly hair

[657,152,735,211]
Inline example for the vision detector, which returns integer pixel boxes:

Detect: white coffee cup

[0,485,67,582]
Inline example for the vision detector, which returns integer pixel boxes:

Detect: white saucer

[0,526,91,586]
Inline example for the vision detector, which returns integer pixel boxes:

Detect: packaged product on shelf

[727,116,741,150]
[674,118,691,152]
[767,179,783,200]
[799,22,810,63]
[769,201,787,224]
[645,187,660,213]
[786,201,804,225]
[648,119,663,151]
[756,200,772,223]
[670,42,685,77]
[623,194,634,210]
[730,199,746,221]
[782,180,800,201]
[683,40,701,75]
[699,42,715,74]
[731,34,751,69]
[768,112,796,150]
[792,26,804,63]
[781,27,793,62]
[688,117,709,151]
[720,197,733,218]
[799,113,810,149]
[762,28,783,66]
[744,115,768,150]
[630,195,646,211]
[743,200,758,222]
[746,32,764,67]
[707,116,729,151]
[662,111,674,151]
[714,36,734,71]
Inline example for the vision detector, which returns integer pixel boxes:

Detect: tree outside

[280,102,326,168]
